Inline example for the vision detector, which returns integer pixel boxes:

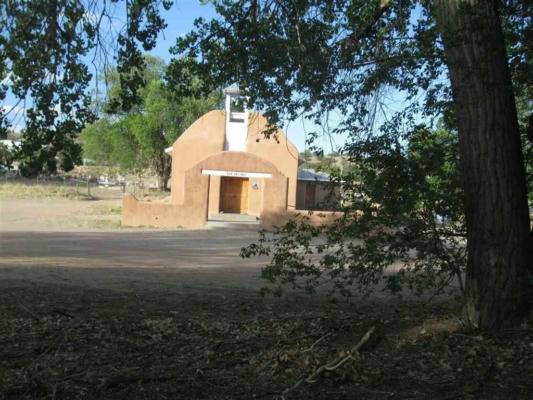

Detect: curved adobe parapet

[169,110,299,208]
[170,110,226,204]
[171,110,298,175]
[184,151,289,216]
[246,112,299,168]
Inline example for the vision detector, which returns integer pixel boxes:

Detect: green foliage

[81,118,143,173]
[243,127,466,299]
[81,58,220,188]
[1,0,171,176]
[517,98,533,206]
[103,54,167,115]
[169,1,448,136]
[0,143,14,168]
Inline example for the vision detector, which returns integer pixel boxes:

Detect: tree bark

[434,0,532,331]
[155,158,171,191]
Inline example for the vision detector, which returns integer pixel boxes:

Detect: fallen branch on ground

[281,326,375,400]
[302,332,332,353]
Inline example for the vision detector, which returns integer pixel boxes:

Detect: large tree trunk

[434,0,532,331]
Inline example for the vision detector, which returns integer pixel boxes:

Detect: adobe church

[122,85,339,229]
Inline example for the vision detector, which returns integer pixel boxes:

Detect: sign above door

[201,169,272,179]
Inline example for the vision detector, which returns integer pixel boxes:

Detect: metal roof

[297,168,331,182]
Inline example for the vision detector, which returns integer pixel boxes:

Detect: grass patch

[0,182,93,200]
[1,286,532,399]
[90,205,122,216]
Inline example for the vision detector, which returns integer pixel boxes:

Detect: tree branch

[340,0,392,48]
[281,326,375,399]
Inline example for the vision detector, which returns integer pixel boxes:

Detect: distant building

[296,169,339,210]
[122,85,340,229]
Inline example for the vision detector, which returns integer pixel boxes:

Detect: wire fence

[0,172,166,200]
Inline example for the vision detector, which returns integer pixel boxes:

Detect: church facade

[122,86,339,229]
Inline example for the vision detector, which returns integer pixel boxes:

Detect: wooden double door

[219,177,249,214]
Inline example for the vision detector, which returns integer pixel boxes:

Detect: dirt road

[0,198,267,297]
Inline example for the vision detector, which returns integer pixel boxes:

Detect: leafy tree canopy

[1,0,172,176]
[170,1,530,141]
[81,56,220,189]
[243,126,466,299]
[0,142,15,168]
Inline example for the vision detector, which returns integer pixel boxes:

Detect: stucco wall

[247,177,263,216]
[123,151,289,228]
[170,110,226,205]
[122,193,207,229]
[123,155,212,228]
[246,112,299,209]
[169,110,299,209]
[208,175,221,216]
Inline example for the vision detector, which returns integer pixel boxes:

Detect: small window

[230,112,245,123]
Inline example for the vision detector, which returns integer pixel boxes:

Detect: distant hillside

[300,153,352,174]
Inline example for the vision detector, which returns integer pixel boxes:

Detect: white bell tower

[223,84,248,152]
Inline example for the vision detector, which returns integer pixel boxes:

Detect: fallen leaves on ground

[1,287,532,399]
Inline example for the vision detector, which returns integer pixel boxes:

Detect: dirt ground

[1,197,532,399]
[0,198,123,231]
[0,198,268,296]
